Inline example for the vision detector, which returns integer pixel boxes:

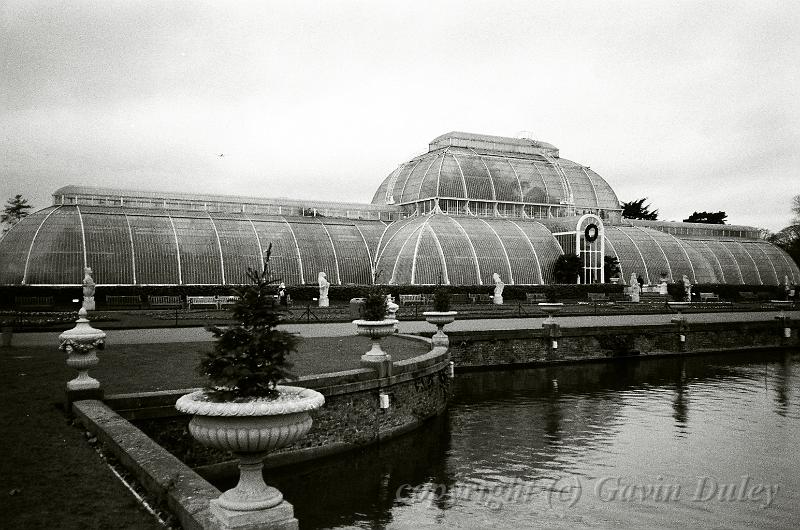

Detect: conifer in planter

[353,287,397,370]
[175,246,324,526]
[424,286,457,348]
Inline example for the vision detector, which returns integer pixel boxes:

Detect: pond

[243,350,800,529]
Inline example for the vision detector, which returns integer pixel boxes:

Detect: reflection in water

[226,349,800,529]
[672,358,688,432]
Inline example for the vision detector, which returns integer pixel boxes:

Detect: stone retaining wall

[105,344,451,472]
[448,319,798,369]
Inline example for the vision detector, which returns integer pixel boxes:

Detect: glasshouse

[0,131,798,286]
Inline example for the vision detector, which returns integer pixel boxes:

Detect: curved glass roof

[0,206,386,285]
[604,226,800,285]
[374,213,563,285]
[372,133,620,212]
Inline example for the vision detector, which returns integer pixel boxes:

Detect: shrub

[553,253,582,284]
[432,286,451,312]
[199,246,297,400]
[362,290,388,321]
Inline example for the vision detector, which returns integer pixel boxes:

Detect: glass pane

[742,241,780,285]
[431,216,479,286]
[533,161,566,204]
[454,153,494,201]
[211,217,262,285]
[605,227,648,286]
[252,219,302,285]
[400,155,438,203]
[26,206,83,284]
[82,210,134,284]
[482,156,520,202]
[171,216,223,284]
[700,240,743,284]
[509,159,548,204]
[413,225,445,285]
[325,222,373,285]
[418,152,442,199]
[494,219,542,284]
[353,220,388,266]
[439,154,467,199]
[723,241,761,284]
[288,220,339,285]
[560,164,596,208]
[450,217,510,285]
[128,214,179,285]
[0,208,49,284]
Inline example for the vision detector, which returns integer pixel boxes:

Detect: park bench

[699,292,720,302]
[469,293,493,304]
[217,295,240,307]
[526,293,548,304]
[639,292,668,303]
[148,295,182,308]
[738,291,758,302]
[186,295,219,309]
[14,296,54,310]
[399,294,430,306]
[450,294,470,305]
[104,295,142,308]
[587,293,609,303]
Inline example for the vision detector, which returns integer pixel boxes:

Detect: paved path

[9,309,798,346]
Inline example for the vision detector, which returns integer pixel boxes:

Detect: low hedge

[0,283,628,309]
[4,282,783,309]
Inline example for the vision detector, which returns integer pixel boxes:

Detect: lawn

[0,334,428,528]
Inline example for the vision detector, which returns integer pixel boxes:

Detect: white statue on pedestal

[629,272,640,302]
[318,272,329,307]
[492,272,504,305]
[682,274,692,301]
[82,267,96,311]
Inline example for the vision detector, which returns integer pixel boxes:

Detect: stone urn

[423,311,458,348]
[175,386,324,526]
[537,302,564,325]
[354,319,398,360]
[770,300,793,320]
[59,308,106,392]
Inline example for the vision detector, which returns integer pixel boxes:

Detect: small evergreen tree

[553,253,582,284]
[1,195,32,233]
[621,198,658,220]
[603,255,620,281]
[683,211,727,224]
[199,244,297,399]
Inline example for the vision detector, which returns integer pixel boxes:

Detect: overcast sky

[2,1,798,231]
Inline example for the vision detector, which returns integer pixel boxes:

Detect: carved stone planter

[537,302,563,325]
[423,311,457,348]
[59,308,106,392]
[175,386,324,528]
[354,319,397,377]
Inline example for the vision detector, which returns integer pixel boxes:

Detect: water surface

[263,350,800,529]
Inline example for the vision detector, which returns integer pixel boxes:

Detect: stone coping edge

[106,346,450,419]
[452,344,796,373]
[194,399,449,482]
[72,399,220,530]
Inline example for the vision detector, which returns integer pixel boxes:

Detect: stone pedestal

[543,323,562,357]
[423,311,457,349]
[354,319,397,377]
[210,500,298,529]
[59,308,105,404]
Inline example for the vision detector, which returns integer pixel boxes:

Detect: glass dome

[372,132,620,214]
[374,213,563,285]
